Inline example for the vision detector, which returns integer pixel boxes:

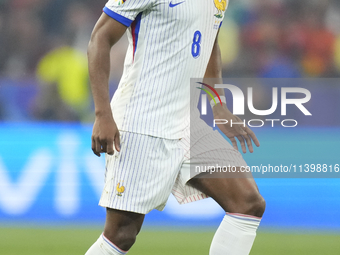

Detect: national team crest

[214,0,228,19]
[115,0,127,5]
[116,182,125,196]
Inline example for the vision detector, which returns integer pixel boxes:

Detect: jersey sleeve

[104,0,155,27]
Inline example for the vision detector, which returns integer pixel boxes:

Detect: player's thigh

[188,170,265,217]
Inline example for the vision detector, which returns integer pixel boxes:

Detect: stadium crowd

[0,0,340,122]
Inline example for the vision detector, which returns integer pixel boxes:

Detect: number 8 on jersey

[192,30,202,58]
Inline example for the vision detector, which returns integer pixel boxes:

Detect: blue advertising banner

[0,123,339,229]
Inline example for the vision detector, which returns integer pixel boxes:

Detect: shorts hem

[173,193,209,205]
[98,201,166,215]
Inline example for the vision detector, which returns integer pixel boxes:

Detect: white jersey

[104,0,228,139]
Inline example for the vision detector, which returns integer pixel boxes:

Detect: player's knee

[115,232,137,251]
[104,208,144,251]
[104,229,137,251]
[245,191,266,217]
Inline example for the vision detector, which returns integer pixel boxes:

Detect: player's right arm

[88,13,127,157]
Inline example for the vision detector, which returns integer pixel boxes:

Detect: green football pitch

[0,227,339,255]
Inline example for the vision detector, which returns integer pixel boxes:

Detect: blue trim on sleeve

[103,6,133,27]
[219,21,223,28]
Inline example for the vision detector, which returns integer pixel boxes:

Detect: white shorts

[99,122,247,214]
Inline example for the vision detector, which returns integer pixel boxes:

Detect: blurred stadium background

[1,0,340,254]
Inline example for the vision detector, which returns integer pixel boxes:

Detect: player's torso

[149,0,225,35]
[112,0,228,138]
[136,0,226,64]
[122,0,227,75]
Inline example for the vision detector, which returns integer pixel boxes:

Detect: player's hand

[91,112,120,157]
[212,105,260,153]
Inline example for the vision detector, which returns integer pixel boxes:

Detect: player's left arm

[203,33,260,153]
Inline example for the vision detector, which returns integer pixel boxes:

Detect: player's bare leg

[85,209,144,255]
[188,170,265,255]
[104,208,145,250]
[188,170,265,217]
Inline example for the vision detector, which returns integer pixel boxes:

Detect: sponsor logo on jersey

[116,182,125,196]
[169,1,185,8]
[214,0,227,19]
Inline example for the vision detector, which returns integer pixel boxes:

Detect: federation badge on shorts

[116,182,125,196]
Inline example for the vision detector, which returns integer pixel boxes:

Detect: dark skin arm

[203,35,260,153]
[88,13,127,157]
